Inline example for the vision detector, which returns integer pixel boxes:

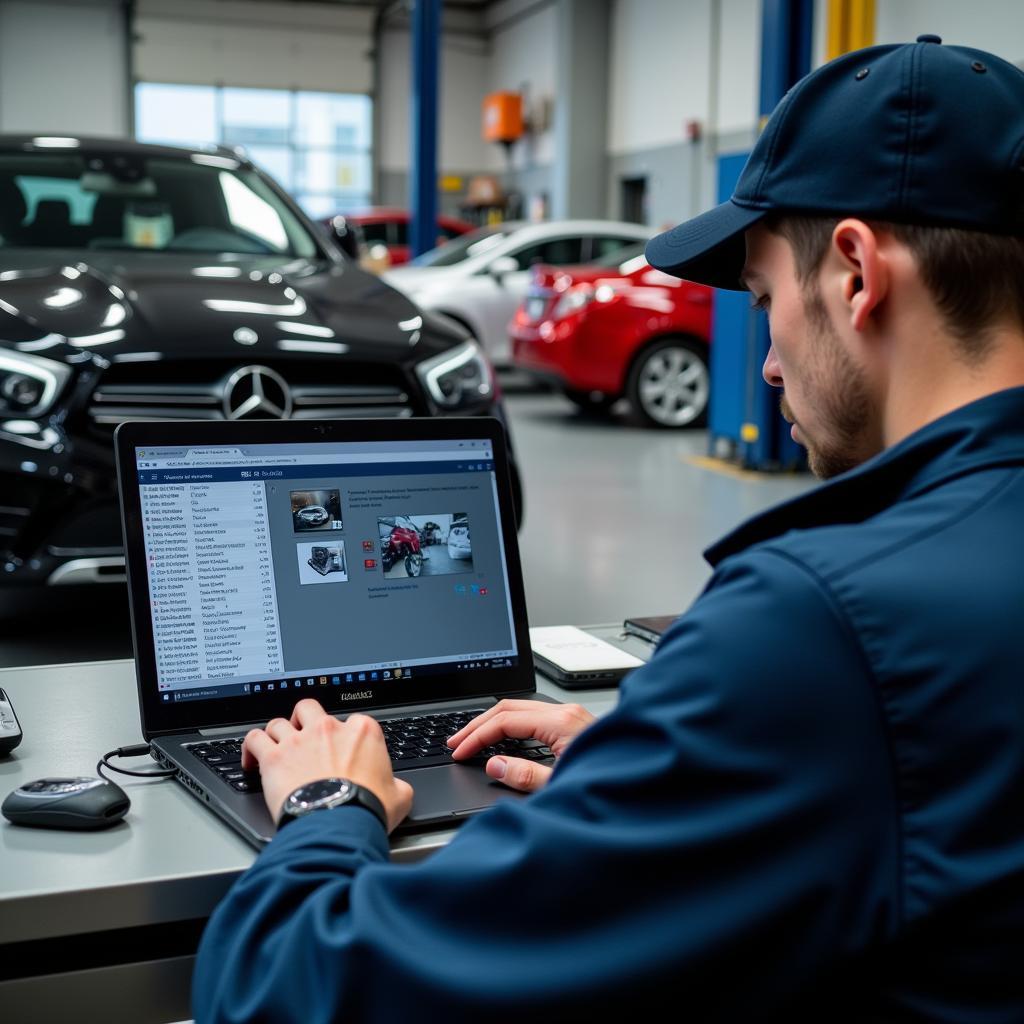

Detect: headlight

[416,339,493,410]
[0,350,71,416]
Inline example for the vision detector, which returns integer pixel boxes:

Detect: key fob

[0,688,23,757]
[2,777,130,830]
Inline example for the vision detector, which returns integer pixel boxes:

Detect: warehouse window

[135,83,372,219]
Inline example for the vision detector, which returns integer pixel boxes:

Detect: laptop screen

[130,435,521,709]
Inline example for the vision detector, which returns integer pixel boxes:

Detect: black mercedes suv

[0,136,520,587]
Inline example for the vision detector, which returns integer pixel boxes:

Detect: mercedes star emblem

[223,365,293,420]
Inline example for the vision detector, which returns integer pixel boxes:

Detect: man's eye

[749,294,770,313]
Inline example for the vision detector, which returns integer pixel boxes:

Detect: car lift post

[410,0,441,259]
[708,0,812,470]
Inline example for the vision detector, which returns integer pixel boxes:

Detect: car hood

[0,249,434,361]
[382,264,471,292]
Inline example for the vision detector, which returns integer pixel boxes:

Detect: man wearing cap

[193,38,1024,1022]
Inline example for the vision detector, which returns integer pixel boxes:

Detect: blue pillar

[410,0,441,258]
[759,0,813,118]
[709,0,811,470]
[746,0,812,469]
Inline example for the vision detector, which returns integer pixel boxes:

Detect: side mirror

[325,215,362,260]
[488,255,520,283]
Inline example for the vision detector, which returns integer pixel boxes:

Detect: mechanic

[193,37,1024,1021]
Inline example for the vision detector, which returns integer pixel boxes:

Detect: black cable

[97,743,177,782]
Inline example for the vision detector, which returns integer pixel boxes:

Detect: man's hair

[765,213,1024,360]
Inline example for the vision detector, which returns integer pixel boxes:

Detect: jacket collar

[704,387,1024,567]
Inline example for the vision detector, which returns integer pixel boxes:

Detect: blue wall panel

[708,153,753,444]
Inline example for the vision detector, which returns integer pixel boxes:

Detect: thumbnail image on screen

[377,513,472,580]
[297,541,348,585]
[290,489,343,532]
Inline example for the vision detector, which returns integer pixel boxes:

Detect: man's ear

[830,219,887,332]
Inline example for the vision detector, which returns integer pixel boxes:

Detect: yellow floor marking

[683,454,783,482]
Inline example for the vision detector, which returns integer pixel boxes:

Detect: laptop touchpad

[400,763,523,824]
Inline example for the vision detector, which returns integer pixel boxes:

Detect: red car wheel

[626,336,710,429]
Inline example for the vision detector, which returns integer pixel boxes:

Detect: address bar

[154,451,485,468]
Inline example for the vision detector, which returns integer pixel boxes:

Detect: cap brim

[645,200,766,290]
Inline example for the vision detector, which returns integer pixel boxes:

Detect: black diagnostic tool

[0,688,22,756]
[2,777,130,830]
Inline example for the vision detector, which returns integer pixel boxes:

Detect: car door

[472,235,585,363]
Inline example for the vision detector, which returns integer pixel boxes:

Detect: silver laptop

[114,417,552,847]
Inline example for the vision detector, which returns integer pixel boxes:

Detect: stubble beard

[783,285,874,480]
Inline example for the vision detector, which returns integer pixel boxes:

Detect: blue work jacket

[193,388,1024,1023]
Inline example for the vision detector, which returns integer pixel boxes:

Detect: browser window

[134,438,518,703]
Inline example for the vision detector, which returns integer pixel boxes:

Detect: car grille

[0,478,46,559]
[86,359,415,435]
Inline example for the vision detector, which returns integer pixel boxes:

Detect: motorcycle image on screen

[378,516,424,577]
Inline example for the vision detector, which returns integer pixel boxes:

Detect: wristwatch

[276,778,388,831]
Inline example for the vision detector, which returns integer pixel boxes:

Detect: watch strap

[345,783,388,831]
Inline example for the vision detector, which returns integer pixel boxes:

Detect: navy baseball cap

[646,36,1024,290]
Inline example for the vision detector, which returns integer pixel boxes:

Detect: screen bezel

[114,417,535,739]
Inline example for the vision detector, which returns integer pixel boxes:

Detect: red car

[336,208,476,267]
[510,245,713,427]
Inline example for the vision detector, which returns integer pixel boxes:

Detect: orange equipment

[482,92,524,144]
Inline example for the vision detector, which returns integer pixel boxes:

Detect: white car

[447,520,471,560]
[383,220,651,365]
[295,505,330,528]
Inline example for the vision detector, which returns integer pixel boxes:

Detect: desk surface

[0,653,629,945]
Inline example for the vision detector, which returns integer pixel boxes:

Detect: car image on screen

[448,518,471,560]
[295,506,329,528]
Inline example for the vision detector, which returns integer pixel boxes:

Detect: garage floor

[0,392,814,669]
[512,393,813,626]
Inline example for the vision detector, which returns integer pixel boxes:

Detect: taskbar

[161,655,521,704]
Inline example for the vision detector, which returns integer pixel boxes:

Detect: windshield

[0,151,318,257]
[410,223,520,268]
[589,240,647,268]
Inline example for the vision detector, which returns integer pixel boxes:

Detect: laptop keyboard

[185,709,554,794]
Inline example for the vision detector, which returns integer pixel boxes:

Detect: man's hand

[242,699,413,833]
[446,700,595,793]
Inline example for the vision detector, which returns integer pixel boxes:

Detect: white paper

[529,626,644,672]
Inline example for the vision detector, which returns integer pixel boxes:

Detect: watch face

[287,778,351,814]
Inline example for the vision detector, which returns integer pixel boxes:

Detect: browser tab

[184,448,244,458]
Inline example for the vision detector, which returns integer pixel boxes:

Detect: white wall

[811,0,1024,69]
[0,0,128,136]
[483,0,559,170]
[378,29,490,174]
[608,0,1024,157]
[714,0,761,134]
[380,0,559,175]
[608,0,759,154]
[134,0,374,93]
[609,0,710,153]
[875,0,1024,65]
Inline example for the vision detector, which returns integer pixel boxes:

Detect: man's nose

[762,345,783,388]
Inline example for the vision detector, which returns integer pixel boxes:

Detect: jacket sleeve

[192,548,902,1023]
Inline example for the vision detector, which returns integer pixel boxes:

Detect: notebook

[114,417,552,847]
